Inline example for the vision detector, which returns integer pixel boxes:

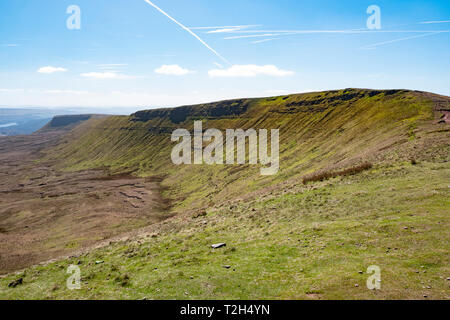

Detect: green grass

[2,161,448,299]
[2,89,448,300]
[42,89,438,212]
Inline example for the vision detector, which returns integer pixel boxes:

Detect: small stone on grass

[211,243,226,249]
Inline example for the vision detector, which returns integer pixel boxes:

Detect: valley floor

[0,133,169,274]
[1,161,449,299]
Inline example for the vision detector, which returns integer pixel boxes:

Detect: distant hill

[0,108,119,136]
[0,108,80,136]
[38,114,109,133]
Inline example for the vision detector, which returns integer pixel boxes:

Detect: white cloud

[0,88,25,93]
[96,64,128,71]
[0,88,88,95]
[97,63,128,67]
[43,90,88,95]
[80,72,134,79]
[37,66,67,74]
[154,64,194,76]
[208,64,294,78]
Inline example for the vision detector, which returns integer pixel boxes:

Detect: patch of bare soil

[419,91,450,123]
[0,132,169,274]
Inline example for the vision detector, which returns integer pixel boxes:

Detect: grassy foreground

[1,161,448,299]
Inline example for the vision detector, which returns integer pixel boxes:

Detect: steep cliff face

[132,99,250,123]
[45,89,450,210]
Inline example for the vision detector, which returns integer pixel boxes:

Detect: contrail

[252,38,280,44]
[420,20,450,24]
[225,33,297,40]
[143,0,232,66]
[189,25,261,30]
[218,29,450,34]
[360,31,446,49]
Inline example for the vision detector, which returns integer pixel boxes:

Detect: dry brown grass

[0,133,169,274]
[302,162,373,185]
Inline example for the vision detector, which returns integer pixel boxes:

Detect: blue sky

[0,0,449,112]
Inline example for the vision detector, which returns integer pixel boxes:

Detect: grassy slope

[44,89,439,211]
[1,161,448,299]
[1,89,449,299]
